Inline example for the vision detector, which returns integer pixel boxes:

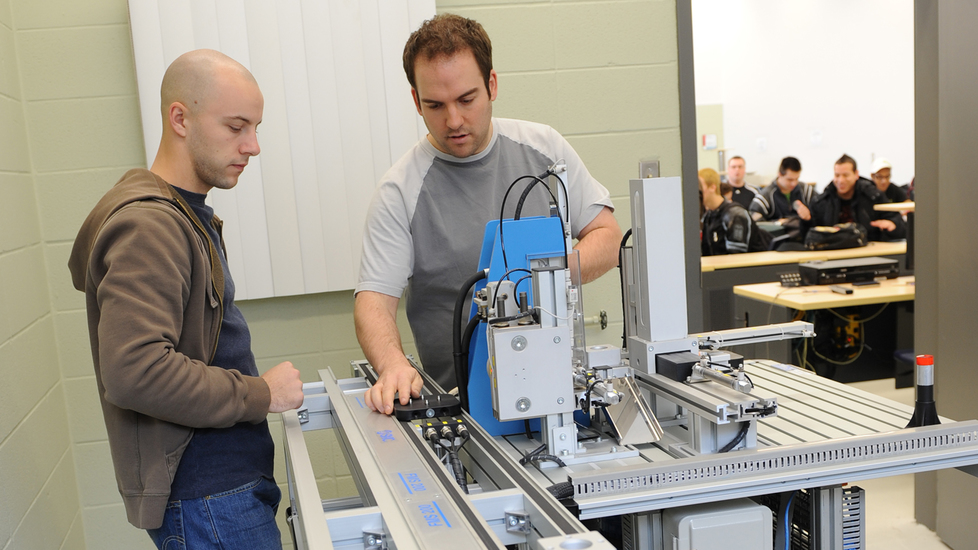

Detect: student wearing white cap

[870,157,908,203]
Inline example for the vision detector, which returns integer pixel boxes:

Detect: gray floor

[847,379,950,550]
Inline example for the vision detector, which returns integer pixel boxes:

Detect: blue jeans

[148,477,282,550]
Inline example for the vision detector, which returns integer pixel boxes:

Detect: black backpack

[804,223,868,250]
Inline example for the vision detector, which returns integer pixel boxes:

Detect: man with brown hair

[699,168,770,255]
[68,49,304,548]
[809,154,906,241]
[354,14,622,414]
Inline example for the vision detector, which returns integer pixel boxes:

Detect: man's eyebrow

[224,115,254,124]
[422,87,479,104]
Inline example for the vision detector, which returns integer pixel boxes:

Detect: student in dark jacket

[750,156,815,222]
[699,168,771,255]
[810,154,907,241]
[724,155,761,209]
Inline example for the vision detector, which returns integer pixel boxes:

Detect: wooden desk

[733,276,915,309]
[699,241,908,331]
[733,276,915,382]
[701,240,906,272]
[874,201,915,212]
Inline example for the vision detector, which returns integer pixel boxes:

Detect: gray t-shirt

[356,118,613,388]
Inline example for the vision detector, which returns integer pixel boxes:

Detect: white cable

[534,305,573,321]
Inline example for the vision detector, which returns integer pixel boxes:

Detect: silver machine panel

[282,177,978,549]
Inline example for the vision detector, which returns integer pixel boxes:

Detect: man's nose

[446,104,463,129]
[242,130,260,156]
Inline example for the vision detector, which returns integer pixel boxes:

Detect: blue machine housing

[467,215,567,437]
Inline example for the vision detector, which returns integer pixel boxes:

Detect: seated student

[750,156,815,223]
[809,154,907,241]
[724,156,761,209]
[699,168,771,255]
[870,157,908,203]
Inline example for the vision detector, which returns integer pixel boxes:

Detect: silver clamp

[363,529,387,550]
[505,510,532,535]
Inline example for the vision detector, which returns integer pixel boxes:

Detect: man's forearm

[574,227,622,284]
[354,291,410,373]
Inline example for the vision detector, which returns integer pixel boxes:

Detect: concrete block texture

[448,4,555,73]
[554,1,677,69]
[11,0,128,30]
[0,317,59,441]
[566,127,683,196]
[35,168,120,242]
[0,172,41,253]
[17,25,137,101]
[73,440,119,507]
[0,95,30,172]
[0,0,11,30]
[5,449,81,550]
[0,21,21,100]
[55,311,94,378]
[81,504,155,550]
[25,95,145,172]
[0,386,70,544]
[557,63,680,135]
[0,245,49,343]
[60,513,87,550]
[45,241,85,311]
[493,71,560,129]
[63,376,108,443]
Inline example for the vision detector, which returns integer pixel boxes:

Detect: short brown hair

[835,154,857,171]
[403,14,493,94]
[698,167,720,190]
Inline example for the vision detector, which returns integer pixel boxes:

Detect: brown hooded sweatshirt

[67,168,270,529]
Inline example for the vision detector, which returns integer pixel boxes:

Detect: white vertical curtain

[129,0,435,299]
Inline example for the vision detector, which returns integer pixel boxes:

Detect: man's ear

[487,69,498,102]
[411,88,423,116]
[168,102,190,138]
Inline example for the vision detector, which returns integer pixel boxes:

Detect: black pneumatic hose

[453,269,488,412]
[618,228,633,350]
[546,481,575,500]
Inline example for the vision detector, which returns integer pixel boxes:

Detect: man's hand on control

[364,361,423,415]
[262,361,304,413]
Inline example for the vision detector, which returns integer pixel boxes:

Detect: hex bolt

[560,433,567,441]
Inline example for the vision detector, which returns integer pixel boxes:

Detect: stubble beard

[188,132,237,191]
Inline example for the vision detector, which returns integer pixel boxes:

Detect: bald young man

[69,50,303,548]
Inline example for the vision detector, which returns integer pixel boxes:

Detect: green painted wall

[0,1,683,548]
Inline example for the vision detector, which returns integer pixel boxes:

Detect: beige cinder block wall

[1,0,105,548]
[0,0,684,549]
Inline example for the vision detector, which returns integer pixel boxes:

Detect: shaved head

[151,49,263,194]
[160,49,257,119]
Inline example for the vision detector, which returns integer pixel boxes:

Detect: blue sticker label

[418,501,451,528]
[376,430,395,442]
[399,472,426,494]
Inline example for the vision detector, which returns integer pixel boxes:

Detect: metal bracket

[505,510,532,535]
[296,408,309,424]
[363,528,387,550]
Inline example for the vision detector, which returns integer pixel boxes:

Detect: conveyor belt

[565,360,978,519]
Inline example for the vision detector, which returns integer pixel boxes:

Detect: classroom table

[732,276,915,383]
[700,241,908,331]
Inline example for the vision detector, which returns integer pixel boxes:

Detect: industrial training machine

[282,171,978,550]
